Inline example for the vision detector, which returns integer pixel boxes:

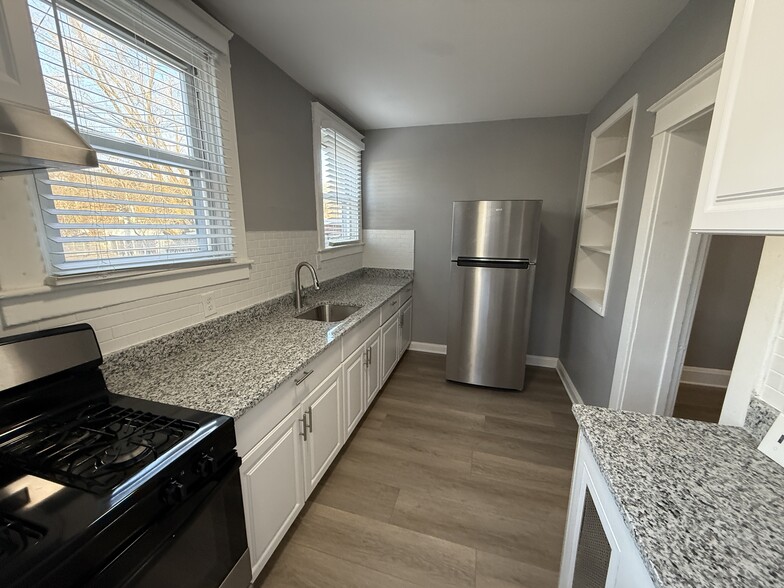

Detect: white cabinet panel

[692,0,784,234]
[381,313,399,383]
[302,366,343,494]
[240,406,305,578]
[0,0,48,110]
[366,328,382,405]
[343,344,365,438]
[399,299,413,354]
[559,434,654,588]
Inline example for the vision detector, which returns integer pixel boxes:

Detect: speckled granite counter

[101,269,412,419]
[573,405,784,587]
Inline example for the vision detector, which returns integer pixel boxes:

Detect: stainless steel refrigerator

[446,200,542,390]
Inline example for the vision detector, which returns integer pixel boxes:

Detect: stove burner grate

[0,405,198,493]
[0,515,45,561]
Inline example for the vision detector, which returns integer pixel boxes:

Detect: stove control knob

[162,480,186,505]
[196,454,215,478]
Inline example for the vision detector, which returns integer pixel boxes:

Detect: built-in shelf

[572,287,605,311]
[591,152,626,173]
[585,199,619,210]
[571,95,637,317]
[580,244,612,255]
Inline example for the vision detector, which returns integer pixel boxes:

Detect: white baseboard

[409,341,447,354]
[408,342,557,369]
[526,355,558,368]
[680,366,731,388]
[556,360,583,405]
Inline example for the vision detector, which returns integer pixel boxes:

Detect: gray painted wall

[685,236,764,371]
[363,116,586,358]
[230,36,318,231]
[558,0,735,406]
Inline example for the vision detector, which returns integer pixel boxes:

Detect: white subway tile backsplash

[0,230,363,355]
[363,230,415,270]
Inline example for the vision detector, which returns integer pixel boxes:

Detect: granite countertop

[101,269,412,419]
[573,405,784,587]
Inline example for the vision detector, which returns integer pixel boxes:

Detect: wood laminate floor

[256,351,578,588]
[673,382,727,423]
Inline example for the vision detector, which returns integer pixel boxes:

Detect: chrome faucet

[295,261,320,311]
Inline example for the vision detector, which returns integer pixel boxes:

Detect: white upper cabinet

[692,0,784,234]
[0,0,48,110]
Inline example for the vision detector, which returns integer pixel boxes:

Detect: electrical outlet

[758,414,784,468]
[202,292,216,317]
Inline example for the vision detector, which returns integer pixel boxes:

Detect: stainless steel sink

[295,303,360,322]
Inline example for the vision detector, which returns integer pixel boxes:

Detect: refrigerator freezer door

[451,200,542,262]
[446,263,536,390]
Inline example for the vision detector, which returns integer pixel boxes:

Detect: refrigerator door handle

[456,257,530,269]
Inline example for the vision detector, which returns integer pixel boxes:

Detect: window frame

[311,102,364,258]
[0,0,249,327]
[29,0,235,277]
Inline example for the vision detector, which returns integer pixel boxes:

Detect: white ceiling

[201,0,689,130]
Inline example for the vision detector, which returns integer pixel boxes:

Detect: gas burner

[0,405,197,493]
[0,515,44,561]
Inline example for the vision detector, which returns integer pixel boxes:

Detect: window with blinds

[314,104,364,249]
[27,0,234,276]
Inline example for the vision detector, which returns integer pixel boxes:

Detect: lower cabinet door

[381,313,399,382]
[240,406,305,579]
[366,328,382,405]
[343,344,366,438]
[303,366,343,494]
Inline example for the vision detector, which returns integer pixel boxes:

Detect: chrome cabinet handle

[299,416,308,441]
[295,369,314,386]
[367,346,372,366]
[390,299,398,306]
[306,406,313,433]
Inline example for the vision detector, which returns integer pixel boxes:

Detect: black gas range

[0,324,250,587]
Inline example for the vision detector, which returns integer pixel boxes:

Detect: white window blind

[315,105,363,249]
[27,0,234,276]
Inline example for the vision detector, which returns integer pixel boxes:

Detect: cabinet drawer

[380,295,401,323]
[399,283,413,303]
[235,377,296,459]
[294,342,342,403]
[342,308,381,360]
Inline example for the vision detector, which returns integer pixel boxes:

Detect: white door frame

[609,56,724,413]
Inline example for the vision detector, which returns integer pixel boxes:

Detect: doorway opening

[672,235,765,422]
[609,57,731,416]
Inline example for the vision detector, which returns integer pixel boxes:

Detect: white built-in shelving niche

[571,95,637,316]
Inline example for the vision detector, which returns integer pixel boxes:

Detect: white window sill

[317,243,364,263]
[0,259,252,327]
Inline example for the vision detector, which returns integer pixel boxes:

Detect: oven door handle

[86,455,243,588]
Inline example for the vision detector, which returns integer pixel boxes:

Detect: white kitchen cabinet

[399,299,413,353]
[238,287,413,582]
[381,312,400,382]
[559,434,654,588]
[366,328,382,405]
[0,0,48,110]
[691,0,784,234]
[343,344,366,438]
[302,366,343,495]
[240,405,306,578]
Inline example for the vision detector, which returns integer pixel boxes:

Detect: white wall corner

[557,360,584,405]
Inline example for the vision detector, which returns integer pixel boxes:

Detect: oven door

[89,457,250,588]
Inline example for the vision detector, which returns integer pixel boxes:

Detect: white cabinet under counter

[232,281,414,580]
[561,405,784,587]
